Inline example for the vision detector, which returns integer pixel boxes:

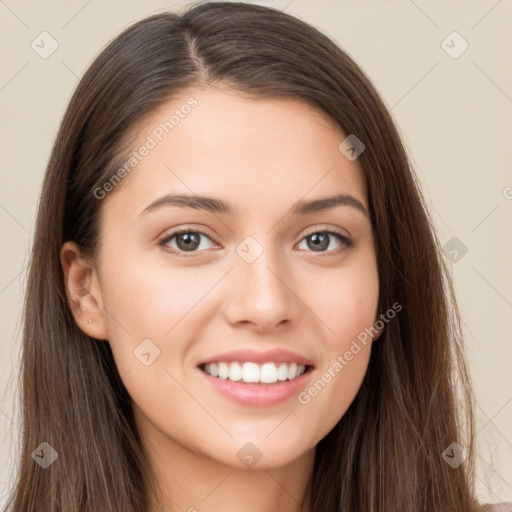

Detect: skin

[61,84,381,512]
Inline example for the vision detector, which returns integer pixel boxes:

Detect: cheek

[96,253,221,376]
[303,256,379,345]
[99,253,211,333]
[95,258,209,422]
[298,342,371,444]
[294,259,377,430]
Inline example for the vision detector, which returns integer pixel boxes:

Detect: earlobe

[373,330,384,342]
[60,241,108,340]
[372,320,386,342]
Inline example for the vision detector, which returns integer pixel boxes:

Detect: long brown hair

[4,2,484,511]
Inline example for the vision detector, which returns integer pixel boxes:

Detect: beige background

[1,0,511,506]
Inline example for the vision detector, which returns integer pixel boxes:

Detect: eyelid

[157,224,353,256]
[301,224,351,240]
[297,225,353,256]
[157,227,218,257]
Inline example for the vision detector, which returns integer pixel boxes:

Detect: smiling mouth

[198,361,314,385]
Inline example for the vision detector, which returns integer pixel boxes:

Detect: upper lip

[197,348,314,367]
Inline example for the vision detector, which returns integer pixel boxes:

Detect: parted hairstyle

[5,2,484,511]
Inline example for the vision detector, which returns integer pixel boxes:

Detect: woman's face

[82,85,379,470]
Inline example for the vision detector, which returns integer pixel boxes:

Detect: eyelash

[157,226,353,258]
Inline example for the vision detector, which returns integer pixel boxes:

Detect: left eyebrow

[291,193,369,218]
[136,192,369,219]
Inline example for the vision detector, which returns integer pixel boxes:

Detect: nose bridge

[224,232,298,329]
[241,244,282,296]
[239,234,288,301]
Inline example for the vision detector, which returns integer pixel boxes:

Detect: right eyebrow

[138,194,237,217]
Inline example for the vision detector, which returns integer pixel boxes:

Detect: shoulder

[481,502,512,511]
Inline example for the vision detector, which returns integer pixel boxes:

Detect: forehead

[103,85,368,219]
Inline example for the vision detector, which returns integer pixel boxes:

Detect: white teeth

[202,361,308,383]
[260,362,277,383]
[218,362,229,380]
[229,362,243,382]
[242,362,260,383]
[209,362,219,377]
[277,363,289,381]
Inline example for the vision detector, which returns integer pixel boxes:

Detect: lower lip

[198,366,314,407]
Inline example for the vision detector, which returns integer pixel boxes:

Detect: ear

[372,325,385,342]
[60,241,108,340]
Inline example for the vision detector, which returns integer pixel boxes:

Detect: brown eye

[174,232,201,251]
[158,229,217,256]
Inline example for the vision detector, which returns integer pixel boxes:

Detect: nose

[222,247,300,332]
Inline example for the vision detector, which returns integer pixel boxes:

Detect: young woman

[4,2,510,511]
